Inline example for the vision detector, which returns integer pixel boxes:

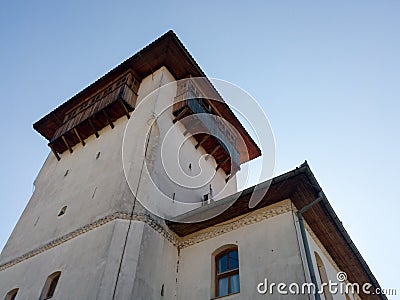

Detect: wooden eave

[167,162,386,300]
[33,30,261,163]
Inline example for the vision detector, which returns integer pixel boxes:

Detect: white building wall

[0,220,139,300]
[122,67,237,221]
[0,66,236,299]
[307,228,358,300]
[1,66,234,264]
[0,218,177,300]
[129,224,178,300]
[289,209,359,300]
[0,64,360,300]
[176,204,308,300]
[0,115,133,265]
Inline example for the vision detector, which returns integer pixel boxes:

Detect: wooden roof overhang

[167,162,386,300]
[33,31,261,163]
[172,78,243,175]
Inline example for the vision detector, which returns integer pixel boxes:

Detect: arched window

[5,288,18,300]
[315,252,333,300]
[215,247,240,297]
[40,271,61,299]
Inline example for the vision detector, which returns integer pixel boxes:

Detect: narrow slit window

[5,288,19,300]
[58,206,67,217]
[40,271,61,299]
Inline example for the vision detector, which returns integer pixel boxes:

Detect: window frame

[215,247,240,297]
[5,288,19,300]
[40,271,61,300]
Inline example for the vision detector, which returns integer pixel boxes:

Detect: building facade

[0,31,385,300]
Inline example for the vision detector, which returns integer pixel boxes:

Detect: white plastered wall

[292,209,359,300]
[306,228,358,300]
[124,66,238,220]
[0,220,141,300]
[176,202,308,300]
[0,66,239,299]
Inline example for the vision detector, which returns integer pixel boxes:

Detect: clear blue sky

[0,0,398,297]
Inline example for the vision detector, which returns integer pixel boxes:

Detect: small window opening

[92,187,97,199]
[40,271,61,299]
[188,163,192,171]
[58,206,67,217]
[64,169,69,177]
[203,194,209,206]
[203,185,214,206]
[96,152,101,159]
[5,288,19,300]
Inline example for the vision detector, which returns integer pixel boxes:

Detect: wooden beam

[195,134,210,149]
[61,135,73,153]
[103,110,114,129]
[49,143,60,161]
[119,99,130,119]
[173,107,189,123]
[216,157,230,171]
[73,128,85,146]
[205,145,220,160]
[88,118,99,138]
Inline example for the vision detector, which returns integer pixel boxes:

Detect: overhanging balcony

[49,83,137,158]
[173,80,240,175]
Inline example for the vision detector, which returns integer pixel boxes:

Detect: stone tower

[0,31,385,300]
[0,31,260,299]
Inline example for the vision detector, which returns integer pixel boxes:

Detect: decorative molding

[0,212,178,272]
[0,202,291,272]
[179,202,292,248]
